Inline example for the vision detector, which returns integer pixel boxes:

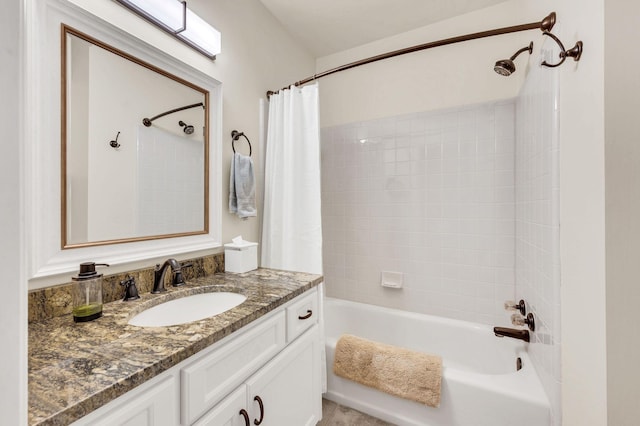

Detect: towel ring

[231,130,252,156]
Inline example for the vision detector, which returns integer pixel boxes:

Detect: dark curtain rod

[266,11,556,98]
[143,102,204,127]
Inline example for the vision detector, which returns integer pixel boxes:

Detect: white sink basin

[128,292,247,327]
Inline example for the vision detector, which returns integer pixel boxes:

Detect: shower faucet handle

[504,299,527,316]
[511,313,536,332]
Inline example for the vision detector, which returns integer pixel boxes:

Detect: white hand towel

[229,152,257,219]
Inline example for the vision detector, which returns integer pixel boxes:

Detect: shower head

[494,41,533,76]
[494,59,516,76]
[179,120,195,135]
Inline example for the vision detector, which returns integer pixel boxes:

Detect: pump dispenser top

[72,262,109,322]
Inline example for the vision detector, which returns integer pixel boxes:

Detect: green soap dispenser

[72,262,109,322]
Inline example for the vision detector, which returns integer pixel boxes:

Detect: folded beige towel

[333,334,442,408]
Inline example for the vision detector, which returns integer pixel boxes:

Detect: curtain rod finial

[541,12,556,32]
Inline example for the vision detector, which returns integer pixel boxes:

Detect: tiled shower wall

[515,59,561,424]
[321,101,517,326]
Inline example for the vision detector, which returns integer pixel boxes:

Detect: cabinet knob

[298,310,313,320]
[239,409,250,426]
[253,395,264,425]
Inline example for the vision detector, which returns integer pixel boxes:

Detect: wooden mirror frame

[61,24,210,249]
[26,0,222,281]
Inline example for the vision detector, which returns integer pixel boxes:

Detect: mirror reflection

[62,26,209,248]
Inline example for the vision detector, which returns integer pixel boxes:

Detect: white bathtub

[323,298,550,426]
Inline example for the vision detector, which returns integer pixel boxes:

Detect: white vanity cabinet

[194,326,320,426]
[188,288,321,426]
[71,287,321,426]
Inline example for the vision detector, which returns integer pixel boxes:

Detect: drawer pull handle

[254,395,264,425]
[298,310,313,320]
[239,409,250,426]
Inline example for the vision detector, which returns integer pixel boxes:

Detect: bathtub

[323,298,550,426]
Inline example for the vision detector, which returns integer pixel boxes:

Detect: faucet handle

[511,313,536,331]
[173,262,194,286]
[511,313,526,326]
[173,270,185,286]
[120,275,140,301]
[504,299,527,315]
[172,262,193,286]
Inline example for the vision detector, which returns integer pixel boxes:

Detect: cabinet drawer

[72,374,178,426]
[181,311,286,425]
[286,289,318,342]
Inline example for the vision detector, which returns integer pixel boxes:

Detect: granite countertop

[28,268,323,426]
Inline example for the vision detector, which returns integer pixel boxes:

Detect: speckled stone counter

[28,268,323,426]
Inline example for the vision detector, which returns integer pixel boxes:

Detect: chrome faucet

[493,327,530,342]
[151,258,186,293]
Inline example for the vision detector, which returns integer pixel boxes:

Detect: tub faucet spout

[493,326,530,342]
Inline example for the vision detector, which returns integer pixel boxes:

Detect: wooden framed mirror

[62,25,210,248]
[27,0,221,280]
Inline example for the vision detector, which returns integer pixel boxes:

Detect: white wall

[604,0,640,424]
[186,0,316,247]
[316,0,537,127]
[0,0,27,424]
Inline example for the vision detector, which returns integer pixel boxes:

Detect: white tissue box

[224,241,258,273]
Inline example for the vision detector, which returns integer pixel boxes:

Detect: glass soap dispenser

[72,262,109,322]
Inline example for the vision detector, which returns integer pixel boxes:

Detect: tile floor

[318,399,395,425]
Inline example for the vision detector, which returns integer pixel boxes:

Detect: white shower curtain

[261,84,322,275]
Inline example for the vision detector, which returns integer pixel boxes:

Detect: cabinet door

[72,375,178,426]
[181,311,286,425]
[193,386,250,426]
[245,326,321,426]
